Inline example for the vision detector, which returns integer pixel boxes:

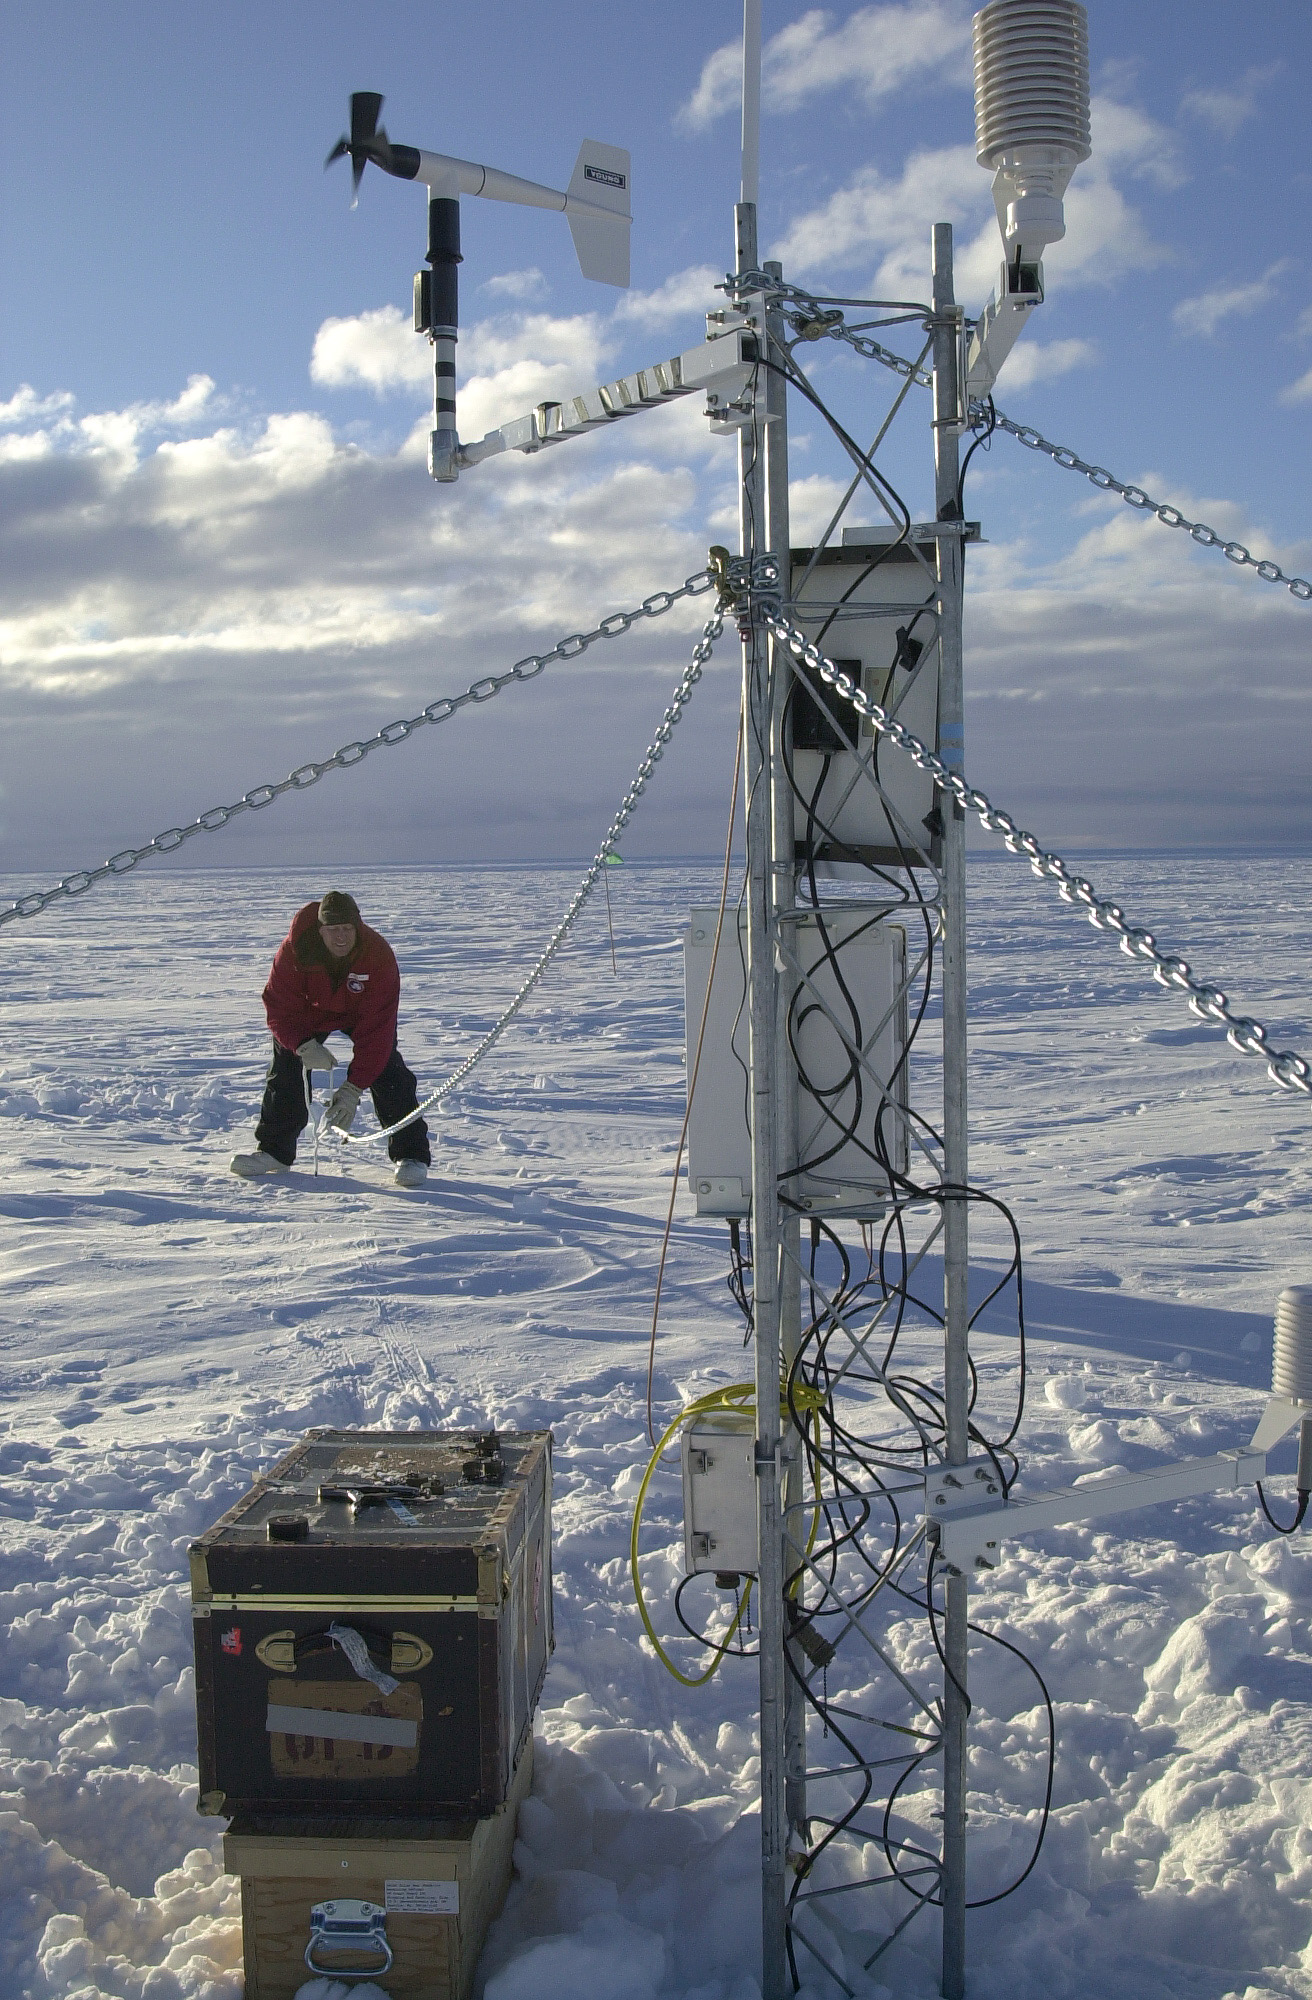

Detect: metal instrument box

[682,1413,759,1576]
[789,537,943,871]
[683,904,908,1218]
[190,1429,552,1822]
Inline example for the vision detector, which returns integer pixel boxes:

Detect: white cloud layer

[1172,262,1292,340]
[677,1,971,131]
[1179,63,1281,140]
[311,306,432,394]
[482,267,548,301]
[4,291,1311,875]
[308,270,724,430]
[991,338,1097,392]
[769,95,1174,307]
[614,266,726,330]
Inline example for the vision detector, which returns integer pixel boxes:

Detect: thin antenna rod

[741,0,762,207]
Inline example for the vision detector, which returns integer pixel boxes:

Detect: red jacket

[262,903,401,1089]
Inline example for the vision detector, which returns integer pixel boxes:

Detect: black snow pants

[254,1041,431,1166]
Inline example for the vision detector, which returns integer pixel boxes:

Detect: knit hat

[318,890,362,928]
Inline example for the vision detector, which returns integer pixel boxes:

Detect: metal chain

[763,605,1312,1099]
[344,606,725,1143]
[0,571,716,930]
[735,270,1312,605]
[980,409,1312,604]
[729,268,936,386]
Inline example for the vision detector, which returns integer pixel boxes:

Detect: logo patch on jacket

[347,972,369,993]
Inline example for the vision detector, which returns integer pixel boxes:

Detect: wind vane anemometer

[327,91,631,481]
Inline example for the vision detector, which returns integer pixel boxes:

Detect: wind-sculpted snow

[0,859,1311,1998]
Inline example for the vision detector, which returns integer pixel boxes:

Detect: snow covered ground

[2,853,1311,2000]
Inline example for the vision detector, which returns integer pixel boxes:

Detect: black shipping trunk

[189,1429,552,1822]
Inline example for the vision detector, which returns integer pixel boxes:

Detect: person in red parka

[229,890,431,1186]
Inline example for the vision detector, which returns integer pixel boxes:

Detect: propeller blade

[327,93,394,206]
[350,92,383,151]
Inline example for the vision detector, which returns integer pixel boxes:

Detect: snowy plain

[2,852,1312,2000]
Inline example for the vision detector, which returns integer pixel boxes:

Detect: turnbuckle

[707,547,781,636]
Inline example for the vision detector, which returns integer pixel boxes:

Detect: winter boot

[394,1160,428,1189]
[230,1149,292,1179]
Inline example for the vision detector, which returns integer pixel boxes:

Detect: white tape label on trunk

[265,1704,418,1748]
[386,1878,459,1915]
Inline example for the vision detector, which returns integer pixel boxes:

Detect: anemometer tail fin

[566,141,631,287]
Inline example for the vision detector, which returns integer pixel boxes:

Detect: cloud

[787,473,856,545]
[0,344,735,876]
[311,305,432,395]
[677,0,970,131]
[960,480,1312,846]
[1279,369,1312,409]
[1090,98,1185,192]
[482,268,548,301]
[1180,64,1281,140]
[457,312,614,442]
[770,95,1172,306]
[308,303,615,446]
[614,266,725,331]
[991,338,1097,391]
[1172,261,1292,339]
[769,142,981,296]
[5,305,1311,882]
[0,385,75,428]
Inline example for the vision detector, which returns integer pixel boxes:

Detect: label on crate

[386,1878,459,1915]
[267,1680,423,1780]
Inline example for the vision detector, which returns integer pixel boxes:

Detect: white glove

[323,1082,362,1133]
[297,1038,341,1073]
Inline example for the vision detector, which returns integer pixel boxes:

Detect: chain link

[345,606,724,1142]
[763,606,1312,1099]
[980,410,1312,604]
[730,268,936,386]
[0,571,717,930]
[734,270,1312,605]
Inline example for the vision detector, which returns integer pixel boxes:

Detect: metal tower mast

[738,196,974,2000]
[932,221,970,2000]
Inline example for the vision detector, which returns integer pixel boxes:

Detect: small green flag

[604,851,624,866]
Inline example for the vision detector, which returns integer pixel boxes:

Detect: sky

[3,0,1312,878]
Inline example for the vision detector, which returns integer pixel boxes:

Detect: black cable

[1256,1482,1309,1535]
[898,1563,1057,1909]
[673,1572,758,1657]
[714,333,1040,1962]
[956,397,996,517]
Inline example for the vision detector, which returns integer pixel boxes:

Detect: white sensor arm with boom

[459,315,761,472]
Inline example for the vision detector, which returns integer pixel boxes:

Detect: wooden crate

[224,1738,532,2000]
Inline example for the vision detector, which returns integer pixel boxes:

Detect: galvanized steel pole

[932,221,970,2000]
[762,260,806,1867]
[737,197,788,2000]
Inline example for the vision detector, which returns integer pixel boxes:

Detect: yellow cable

[630,1382,826,1687]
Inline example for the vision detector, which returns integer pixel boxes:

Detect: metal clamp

[925,1447,1269,1581]
[305,1899,393,1981]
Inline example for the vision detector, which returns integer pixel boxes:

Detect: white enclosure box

[682,1413,759,1576]
[683,904,909,1220]
[788,535,942,870]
